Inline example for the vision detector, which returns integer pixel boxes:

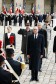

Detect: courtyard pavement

[0,24,56,84]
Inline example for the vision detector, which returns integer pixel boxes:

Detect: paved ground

[0,24,56,84]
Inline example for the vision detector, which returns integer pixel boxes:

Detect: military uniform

[6,48,22,84]
[18,28,32,63]
[0,55,12,84]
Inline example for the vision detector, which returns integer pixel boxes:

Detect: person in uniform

[18,23,32,64]
[0,12,4,26]
[12,14,17,26]
[38,14,43,22]
[53,27,56,63]
[27,27,44,82]
[38,22,47,71]
[19,13,23,26]
[33,14,38,26]
[43,12,47,22]
[0,54,12,84]
[53,36,56,63]
[3,26,16,49]
[42,21,51,57]
[6,46,22,84]
[29,14,33,26]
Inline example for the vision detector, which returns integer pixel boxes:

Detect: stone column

[0,0,2,12]
[36,0,44,13]
[14,0,23,12]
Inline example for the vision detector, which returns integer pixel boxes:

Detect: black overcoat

[0,67,12,84]
[53,36,56,52]
[27,34,44,70]
[7,57,22,80]
[38,29,47,48]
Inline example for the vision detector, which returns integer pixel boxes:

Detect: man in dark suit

[18,23,32,64]
[38,22,47,71]
[3,26,16,49]
[27,27,44,82]
[19,13,23,26]
[6,47,22,84]
[0,55,12,84]
[53,36,56,63]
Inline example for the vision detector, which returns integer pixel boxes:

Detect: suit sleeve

[18,29,24,35]
[45,30,47,48]
[41,36,45,55]
[27,36,31,55]
[14,34,16,48]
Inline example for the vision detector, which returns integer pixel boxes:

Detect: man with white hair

[27,26,44,82]
[38,22,47,71]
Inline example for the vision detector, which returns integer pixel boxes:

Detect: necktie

[35,34,36,39]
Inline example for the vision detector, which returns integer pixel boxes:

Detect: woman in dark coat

[53,36,56,63]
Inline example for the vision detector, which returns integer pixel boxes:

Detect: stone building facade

[0,0,56,13]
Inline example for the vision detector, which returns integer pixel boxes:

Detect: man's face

[33,27,38,34]
[7,27,12,33]
[38,25,42,30]
[26,25,30,31]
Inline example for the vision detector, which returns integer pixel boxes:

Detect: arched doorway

[2,0,14,13]
[23,0,36,13]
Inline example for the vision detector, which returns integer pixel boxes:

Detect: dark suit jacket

[53,36,56,52]
[27,34,44,70]
[53,26,56,31]
[38,29,47,48]
[0,67,12,84]
[7,57,22,80]
[3,33,16,49]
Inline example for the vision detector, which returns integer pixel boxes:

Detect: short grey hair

[37,22,42,26]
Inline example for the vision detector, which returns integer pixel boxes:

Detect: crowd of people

[0,11,53,27]
[0,11,56,84]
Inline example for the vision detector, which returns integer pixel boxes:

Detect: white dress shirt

[7,32,11,38]
[34,33,38,39]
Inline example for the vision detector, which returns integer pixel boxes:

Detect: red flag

[15,8,19,14]
[0,40,2,49]
[9,4,12,14]
[2,5,7,14]
[21,9,25,15]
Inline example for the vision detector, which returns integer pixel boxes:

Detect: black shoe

[39,69,42,72]
[25,62,29,64]
[30,78,34,82]
[35,79,39,82]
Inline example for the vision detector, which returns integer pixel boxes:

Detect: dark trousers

[31,70,38,80]
[38,58,42,70]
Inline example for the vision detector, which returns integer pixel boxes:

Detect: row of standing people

[0,12,52,26]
